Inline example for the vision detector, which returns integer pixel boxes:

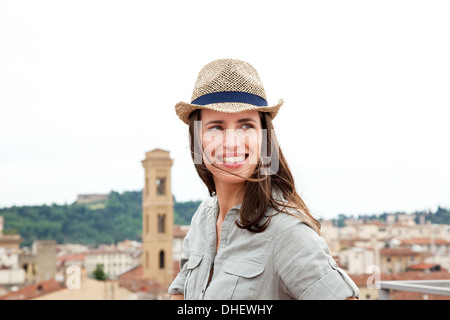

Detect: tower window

[158,214,165,233]
[159,250,165,269]
[156,177,166,195]
[144,213,149,235]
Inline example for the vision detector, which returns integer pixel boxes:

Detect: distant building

[339,247,376,275]
[0,216,25,286]
[20,240,57,283]
[400,237,450,254]
[76,194,109,204]
[0,216,22,251]
[173,225,189,261]
[1,216,59,297]
[350,270,450,300]
[0,247,25,286]
[0,233,22,252]
[85,249,136,279]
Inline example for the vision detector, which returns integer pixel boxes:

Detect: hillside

[1,190,449,247]
[0,190,201,247]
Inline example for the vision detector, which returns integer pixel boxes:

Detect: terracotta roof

[117,265,168,294]
[86,249,127,255]
[400,238,450,245]
[173,225,189,238]
[56,253,86,262]
[407,262,441,271]
[0,278,65,300]
[118,261,180,294]
[361,221,386,227]
[379,248,427,256]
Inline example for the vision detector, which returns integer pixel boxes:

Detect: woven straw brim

[175,99,284,125]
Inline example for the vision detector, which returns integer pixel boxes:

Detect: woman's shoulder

[267,207,330,264]
[189,195,217,225]
[267,205,320,241]
[267,190,320,237]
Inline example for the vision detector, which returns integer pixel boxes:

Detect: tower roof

[142,148,173,167]
[144,148,171,158]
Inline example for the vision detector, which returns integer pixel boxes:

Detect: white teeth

[222,155,245,163]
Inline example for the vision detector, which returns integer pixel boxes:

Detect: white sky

[0,0,449,219]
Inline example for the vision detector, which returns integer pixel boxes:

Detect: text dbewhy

[177,304,273,317]
[222,304,273,315]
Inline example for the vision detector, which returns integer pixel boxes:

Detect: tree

[92,263,107,281]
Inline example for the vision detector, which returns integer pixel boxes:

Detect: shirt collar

[205,194,241,217]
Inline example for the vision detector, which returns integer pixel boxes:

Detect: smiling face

[200,109,262,187]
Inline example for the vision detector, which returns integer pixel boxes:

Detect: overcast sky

[1,1,449,219]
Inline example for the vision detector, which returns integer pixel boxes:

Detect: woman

[169,58,359,300]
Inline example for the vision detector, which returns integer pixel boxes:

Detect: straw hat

[175,58,284,124]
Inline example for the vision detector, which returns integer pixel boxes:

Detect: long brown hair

[188,110,321,234]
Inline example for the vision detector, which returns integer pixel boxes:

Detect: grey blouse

[168,195,360,300]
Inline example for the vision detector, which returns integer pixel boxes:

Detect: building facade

[141,149,174,287]
[85,249,135,279]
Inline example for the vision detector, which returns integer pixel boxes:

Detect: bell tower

[141,148,174,287]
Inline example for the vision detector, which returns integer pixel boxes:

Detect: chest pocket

[184,253,203,300]
[223,260,265,299]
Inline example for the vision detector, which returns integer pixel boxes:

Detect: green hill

[0,190,201,247]
[1,190,448,247]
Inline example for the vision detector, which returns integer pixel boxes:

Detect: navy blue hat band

[191,91,268,107]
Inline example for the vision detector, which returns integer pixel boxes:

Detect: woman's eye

[208,125,223,131]
[241,123,255,130]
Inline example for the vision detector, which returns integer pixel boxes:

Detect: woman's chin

[210,163,257,185]
[216,173,247,185]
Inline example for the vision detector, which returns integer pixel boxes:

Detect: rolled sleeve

[300,267,359,300]
[168,271,187,295]
[273,216,360,300]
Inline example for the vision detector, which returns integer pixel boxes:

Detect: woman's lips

[223,154,246,163]
[217,153,248,168]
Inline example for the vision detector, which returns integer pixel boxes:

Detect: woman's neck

[214,180,244,222]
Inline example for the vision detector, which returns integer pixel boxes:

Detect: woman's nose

[224,129,244,151]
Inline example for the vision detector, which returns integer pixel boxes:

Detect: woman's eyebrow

[204,118,256,127]
[237,117,257,123]
[204,120,224,127]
